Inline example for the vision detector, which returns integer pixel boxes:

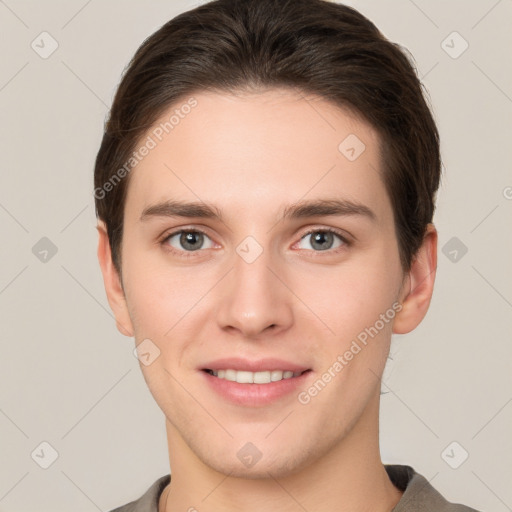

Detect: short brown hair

[94,0,441,275]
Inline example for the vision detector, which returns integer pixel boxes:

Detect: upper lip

[200,357,310,373]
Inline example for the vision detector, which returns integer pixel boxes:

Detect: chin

[197,442,317,480]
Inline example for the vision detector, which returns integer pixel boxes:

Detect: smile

[204,369,307,383]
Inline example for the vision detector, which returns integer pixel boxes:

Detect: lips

[200,357,310,374]
[198,357,313,405]
[201,367,312,406]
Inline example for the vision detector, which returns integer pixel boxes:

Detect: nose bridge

[215,235,292,337]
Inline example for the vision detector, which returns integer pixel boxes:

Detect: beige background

[0,0,511,511]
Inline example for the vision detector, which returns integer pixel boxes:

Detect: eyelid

[292,226,352,255]
[297,225,352,244]
[159,226,217,254]
[160,225,209,239]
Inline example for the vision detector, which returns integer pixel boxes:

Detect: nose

[214,244,294,339]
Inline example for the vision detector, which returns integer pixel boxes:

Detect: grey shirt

[109,464,481,512]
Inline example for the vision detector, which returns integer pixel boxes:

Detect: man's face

[118,89,407,477]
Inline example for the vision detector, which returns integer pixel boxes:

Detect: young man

[94,0,480,510]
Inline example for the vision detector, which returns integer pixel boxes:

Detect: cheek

[125,269,196,337]
[122,244,224,349]
[292,251,402,343]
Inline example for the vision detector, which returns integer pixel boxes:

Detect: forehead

[124,88,391,226]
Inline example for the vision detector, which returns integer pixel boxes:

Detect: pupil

[312,232,332,251]
[182,231,202,250]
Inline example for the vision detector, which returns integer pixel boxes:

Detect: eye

[295,228,349,252]
[161,229,215,254]
[160,226,350,258]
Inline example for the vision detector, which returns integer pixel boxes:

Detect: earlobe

[96,221,134,338]
[393,224,437,335]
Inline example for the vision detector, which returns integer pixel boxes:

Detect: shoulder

[385,464,482,512]
[108,468,482,512]
[108,474,171,512]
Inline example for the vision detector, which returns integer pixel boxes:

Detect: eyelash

[159,226,351,259]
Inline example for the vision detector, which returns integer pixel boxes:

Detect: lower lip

[201,370,313,407]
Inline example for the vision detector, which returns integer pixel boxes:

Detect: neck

[160,392,402,512]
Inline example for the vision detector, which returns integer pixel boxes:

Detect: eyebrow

[139,198,376,223]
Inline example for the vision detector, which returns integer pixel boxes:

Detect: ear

[393,223,437,334]
[96,220,134,337]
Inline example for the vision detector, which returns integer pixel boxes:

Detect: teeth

[209,369,302,383]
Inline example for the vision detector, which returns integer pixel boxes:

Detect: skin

[97,88,437,512]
